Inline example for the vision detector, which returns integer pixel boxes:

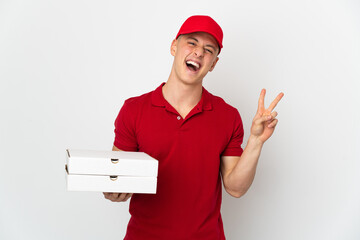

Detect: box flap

[67,149,156,162]
[65,149,158,177]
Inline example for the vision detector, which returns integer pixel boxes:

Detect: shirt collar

[151,82,212,111]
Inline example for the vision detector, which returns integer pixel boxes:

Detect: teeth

[186,60,200,69]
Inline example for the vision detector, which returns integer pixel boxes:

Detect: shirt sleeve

[113,99,138,151]
[221,109,244,157]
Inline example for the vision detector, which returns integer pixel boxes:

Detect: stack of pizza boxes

[65,149,158,194]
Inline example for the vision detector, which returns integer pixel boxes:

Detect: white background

[1,0,359,239]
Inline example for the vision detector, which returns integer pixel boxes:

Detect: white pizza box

[66,149,158,177]
[65,166,157,193]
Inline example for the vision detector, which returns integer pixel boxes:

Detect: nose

[193,46,204,57]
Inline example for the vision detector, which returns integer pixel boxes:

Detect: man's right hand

[103,192,133,202]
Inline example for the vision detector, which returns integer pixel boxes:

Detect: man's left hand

[250,89,284,143]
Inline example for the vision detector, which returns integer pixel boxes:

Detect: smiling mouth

[186,60,201,72]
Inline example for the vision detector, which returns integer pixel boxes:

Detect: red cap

[176,15,223,54]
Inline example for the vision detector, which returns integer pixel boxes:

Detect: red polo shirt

[114,82,244,240]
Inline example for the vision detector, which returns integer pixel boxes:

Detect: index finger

[257,89,266,113]
[267,92,284,112]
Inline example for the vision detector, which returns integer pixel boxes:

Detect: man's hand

[103,192,133,202]
[251,89,284,143]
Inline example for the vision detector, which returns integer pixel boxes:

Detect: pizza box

[65,149,158,193]
[66,149,158,177]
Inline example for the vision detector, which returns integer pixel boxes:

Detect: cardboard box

[65,149,158,193]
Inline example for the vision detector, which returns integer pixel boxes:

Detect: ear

[170,39,177,56]
[209,57,219,72]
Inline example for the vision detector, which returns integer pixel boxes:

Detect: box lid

[66,149,158,177]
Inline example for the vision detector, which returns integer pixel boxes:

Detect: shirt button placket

[176,115,183,128]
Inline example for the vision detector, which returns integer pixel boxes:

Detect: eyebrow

[187,37,217,51]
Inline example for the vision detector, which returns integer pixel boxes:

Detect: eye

[188,41,195,46]
[205,49,213,54]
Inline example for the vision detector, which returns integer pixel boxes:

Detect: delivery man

[103,15,284,240]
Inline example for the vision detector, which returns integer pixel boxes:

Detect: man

[104,15,284,240]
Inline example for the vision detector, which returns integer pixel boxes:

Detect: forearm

[225,135,264,197]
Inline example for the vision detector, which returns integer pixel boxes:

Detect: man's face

[170,32,219,85]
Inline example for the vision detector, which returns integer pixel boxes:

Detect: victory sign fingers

[257,89,284,115]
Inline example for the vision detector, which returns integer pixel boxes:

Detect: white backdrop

[1,0,359,239]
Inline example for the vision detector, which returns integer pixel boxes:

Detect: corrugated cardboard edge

[64,162,69,191]
[65,149,70,177]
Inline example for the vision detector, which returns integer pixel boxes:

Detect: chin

[183,73,207,85]
[180,77,203,86]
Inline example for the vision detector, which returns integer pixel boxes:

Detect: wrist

[248,134,265,148]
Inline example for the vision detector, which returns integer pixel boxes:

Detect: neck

[163,70,203,111]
